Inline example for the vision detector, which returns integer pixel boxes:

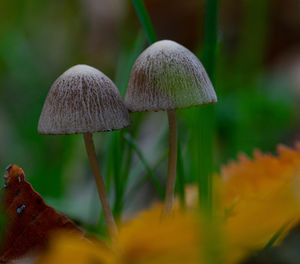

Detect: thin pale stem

[83,133,118,240]
[163,110,178,215]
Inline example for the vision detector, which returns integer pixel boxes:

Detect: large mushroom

[125,40,217,214]
[38,64,130,239]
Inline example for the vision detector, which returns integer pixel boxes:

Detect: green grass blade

[197,0,219,215]
[123,133,164,198]
[120,114,144,188]
[176,137,185,208]
[264,223,289,250]
[111,131,123,220]
[125,151,167,204]
[115,31,145,96]
[131,0,157,44]
[202,0,219,78]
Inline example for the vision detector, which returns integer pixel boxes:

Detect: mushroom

[38,64,130,239]
[125,40,217,214]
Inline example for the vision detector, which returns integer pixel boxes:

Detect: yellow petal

[37,232,113,264]
[222,144,300,262]
[115,204,201,264]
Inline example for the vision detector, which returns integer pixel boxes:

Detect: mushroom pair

[38,40,216,240]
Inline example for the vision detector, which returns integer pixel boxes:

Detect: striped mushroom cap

[125,40,217,112]
[38,64,130,134]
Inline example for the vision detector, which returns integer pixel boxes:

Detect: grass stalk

[123,133,164,198]
[125,151,167,205]
[176,138,186,209]
[131,0,157,44]
[111,131,123,221]
[197,0,219,215]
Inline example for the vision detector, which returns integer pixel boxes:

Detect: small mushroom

[38,64,130,239]
[125,40,217,214]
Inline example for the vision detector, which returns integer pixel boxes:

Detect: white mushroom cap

[38,64,130,134]
[125,40,217,112]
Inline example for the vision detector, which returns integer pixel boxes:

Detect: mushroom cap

[125,40,217,112]
[38,64,130,135]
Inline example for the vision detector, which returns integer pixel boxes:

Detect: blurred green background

[0,0,300,234]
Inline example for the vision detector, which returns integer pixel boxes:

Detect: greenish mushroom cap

[125,40,217,112]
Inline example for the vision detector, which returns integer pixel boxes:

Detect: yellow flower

[37,206,202,264]
[37,232,113,264]
[115,204,201,264]
[38,144,300,264]
[222,144,300,263]
[184,144,300,262]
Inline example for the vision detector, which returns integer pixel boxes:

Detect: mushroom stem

[163,110,178,215]
[83,133,118,240]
